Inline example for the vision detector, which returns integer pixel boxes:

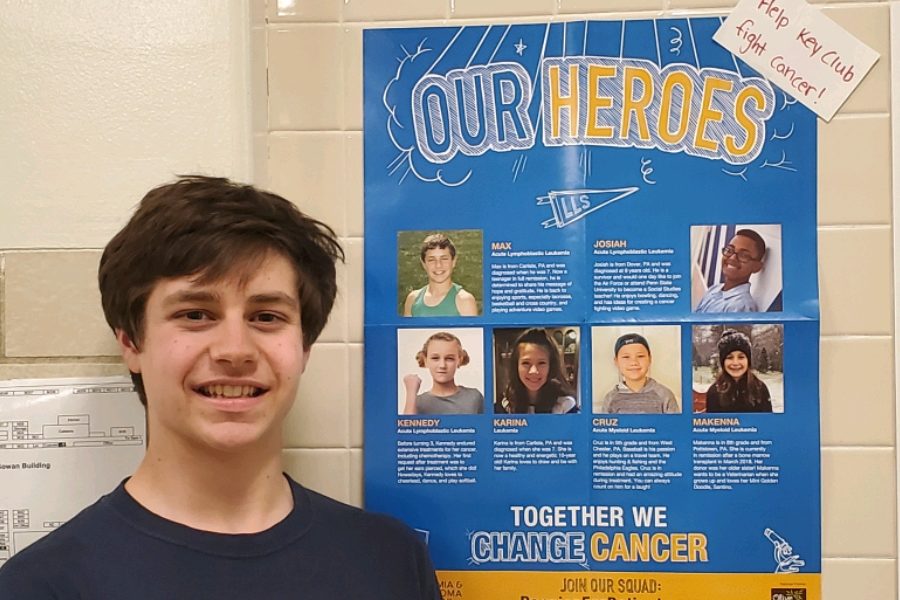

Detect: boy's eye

[183,310,208,321]
[254,312,282,323]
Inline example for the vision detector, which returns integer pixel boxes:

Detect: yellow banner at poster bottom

[437,570,819,600]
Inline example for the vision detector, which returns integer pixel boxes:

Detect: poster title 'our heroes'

[410,57,775,166]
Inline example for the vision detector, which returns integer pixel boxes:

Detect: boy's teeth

[205,385,256,397]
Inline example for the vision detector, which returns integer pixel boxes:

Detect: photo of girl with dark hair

[705,329,773,413]
[494,327,578,414]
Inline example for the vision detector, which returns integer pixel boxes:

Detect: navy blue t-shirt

[0,477,440,599]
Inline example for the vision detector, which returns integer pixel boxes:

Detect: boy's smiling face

[421,247,456,285]
[614,343,651,388]
[721,234,764,289]
[117,252,309,453]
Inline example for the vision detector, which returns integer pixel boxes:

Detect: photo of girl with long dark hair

[705,329,773,413]
[494,327,579,414]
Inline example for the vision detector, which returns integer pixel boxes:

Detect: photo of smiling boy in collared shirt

[691,224,783,314]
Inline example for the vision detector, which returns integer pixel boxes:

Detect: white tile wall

[3,252,119,357]
[343,0,449,22]
[818,116,891,226]
[268,26,343,130]
[285,343,351,448]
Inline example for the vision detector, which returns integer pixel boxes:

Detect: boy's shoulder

[0,487,118,594]
[299,481,422,545]
[292,481,440,598]
[645,378,676,397]
[0,480,438,599]
[697,282,757,312]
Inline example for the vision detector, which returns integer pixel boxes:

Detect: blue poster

[364,17,820,600]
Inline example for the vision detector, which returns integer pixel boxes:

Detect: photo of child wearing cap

[705,329,772,413]
[692,324,784,413]
[596,331,680,414]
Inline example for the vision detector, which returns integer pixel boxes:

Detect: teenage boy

[695,228,766,313]
[598,333,679,414]
[0,176,441,599]
[404,233,478,317]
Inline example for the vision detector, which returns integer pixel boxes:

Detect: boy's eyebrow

[160,290,299,310]
[247,292,300,310]
[162,290,220,307]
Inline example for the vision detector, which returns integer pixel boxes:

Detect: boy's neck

[430,380,459,397]
[125,437,292,534]
[623,377,648,392]
[721,277,749,292]
[427,279,453,295]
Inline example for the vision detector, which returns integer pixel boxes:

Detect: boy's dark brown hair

[419,233,456,261]
[98,175,344,406]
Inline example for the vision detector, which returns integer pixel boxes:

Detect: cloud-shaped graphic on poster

[383,40,473,187]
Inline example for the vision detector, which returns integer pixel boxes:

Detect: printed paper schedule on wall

[363,17,820,600]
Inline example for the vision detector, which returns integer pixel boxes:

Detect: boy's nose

[210,319,258,367]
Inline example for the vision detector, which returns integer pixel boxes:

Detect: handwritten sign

[714,0,880,120]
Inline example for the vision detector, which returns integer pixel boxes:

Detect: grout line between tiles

[822,553,898,560]
[823,556,897,562]
[820,334,893,340]
[817,224,892,231]
[828,111,891,120]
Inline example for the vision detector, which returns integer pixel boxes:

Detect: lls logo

[771,588,807,600]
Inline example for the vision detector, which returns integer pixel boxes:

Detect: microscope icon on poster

[764,528,805,573]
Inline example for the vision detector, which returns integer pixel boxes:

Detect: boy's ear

[115,330,142,374]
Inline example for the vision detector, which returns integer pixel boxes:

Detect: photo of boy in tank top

[403,233,479,317]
